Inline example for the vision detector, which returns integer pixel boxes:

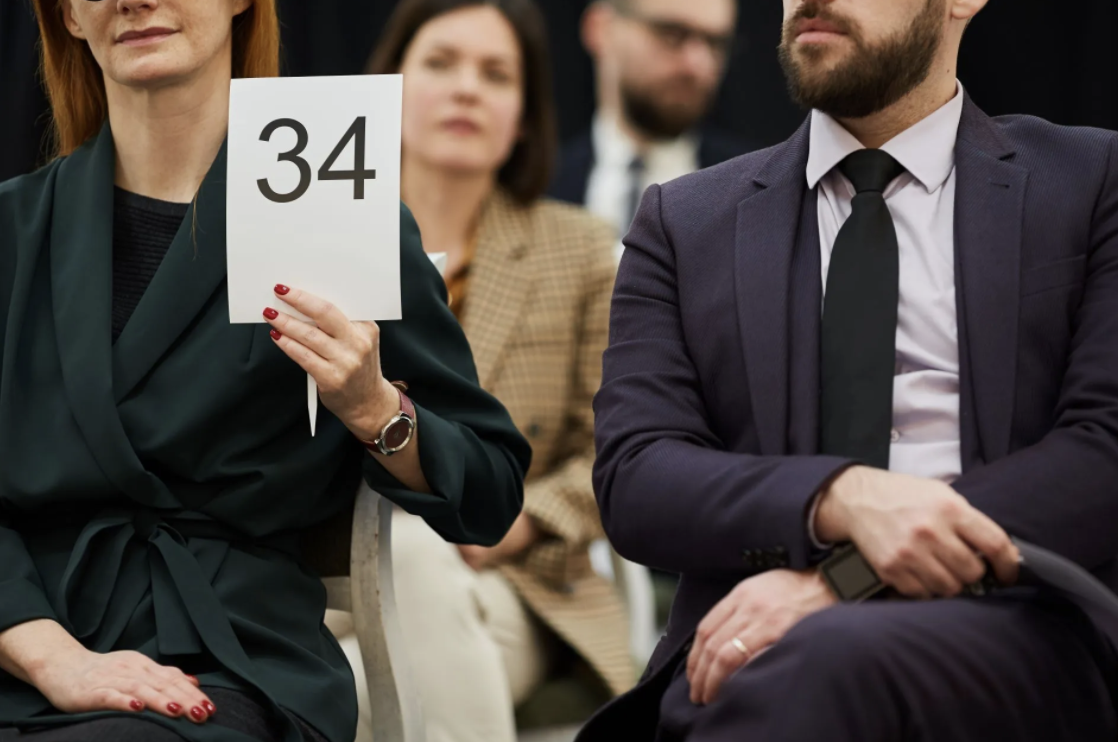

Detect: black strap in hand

[820,149,906,469]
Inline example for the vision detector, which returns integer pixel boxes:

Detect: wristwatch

[360,382,416,457]
[820,544,1000,602]
[819,545,888,602]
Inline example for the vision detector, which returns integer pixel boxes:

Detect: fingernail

[274,284,291,295]
[202,701,216,715]
[263,307,279,320]
[190,706,206,721]
[130,699,144,711]
[167,702,182,715]
[185,674,198,683]
[270,329,282,341]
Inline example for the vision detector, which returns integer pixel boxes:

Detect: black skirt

[0,688,328,742]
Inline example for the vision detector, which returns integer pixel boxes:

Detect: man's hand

[686,569,835,705]
[815,466,1020,599]
[457,512,541,571]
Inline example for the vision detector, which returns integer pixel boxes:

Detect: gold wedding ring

[730,637,751,659]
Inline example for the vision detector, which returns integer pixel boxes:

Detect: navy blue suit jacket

[580,96,1118,739]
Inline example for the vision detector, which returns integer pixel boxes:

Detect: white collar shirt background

[807,82,966,485]
[585,113,701,260]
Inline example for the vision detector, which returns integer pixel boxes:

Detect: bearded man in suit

[580,0,1118,739]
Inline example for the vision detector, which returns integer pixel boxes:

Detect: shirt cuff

[806,490,835,551]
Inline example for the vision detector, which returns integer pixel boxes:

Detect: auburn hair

[32,0,280,157]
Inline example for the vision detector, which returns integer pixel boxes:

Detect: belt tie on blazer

[29,508,308,742]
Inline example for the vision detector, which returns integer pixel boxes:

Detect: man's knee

[701,605,908,740]
[770,604,900,694]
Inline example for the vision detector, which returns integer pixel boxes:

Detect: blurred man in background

[550,0,754,241]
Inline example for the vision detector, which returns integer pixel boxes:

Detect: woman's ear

[233,0,254,17]
[62,0,88,40]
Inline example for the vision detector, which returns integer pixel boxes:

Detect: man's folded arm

[593,184,854,576]
[954,134,1118,572]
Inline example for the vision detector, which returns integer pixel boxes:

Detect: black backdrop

[3,0,1116,183]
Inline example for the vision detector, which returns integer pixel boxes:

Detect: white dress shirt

[585,114,700,254]
[809,83,966,488]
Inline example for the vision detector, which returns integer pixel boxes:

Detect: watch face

[828,553,881,597]
[823,547,885,602]
[382,417,413,450]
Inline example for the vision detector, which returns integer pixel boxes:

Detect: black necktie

[820,149,906,469]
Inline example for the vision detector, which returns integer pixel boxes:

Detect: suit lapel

[734,120,812,456]
[50,126,178,507]
[787,188,823,455]
[112,142,229,402]
[954,98,1027,464]
[461,191,533,388]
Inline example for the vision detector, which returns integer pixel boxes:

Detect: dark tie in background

[820,149,906,469]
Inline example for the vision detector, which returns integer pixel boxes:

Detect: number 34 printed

[257,116,377,204]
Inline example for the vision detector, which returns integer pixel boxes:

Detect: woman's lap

[0,717,182,742]
[0,687,327,742]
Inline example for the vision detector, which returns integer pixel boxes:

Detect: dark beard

[778,0,943,119]
[621,82,707,141]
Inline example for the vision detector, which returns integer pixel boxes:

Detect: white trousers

[326,511,552,742]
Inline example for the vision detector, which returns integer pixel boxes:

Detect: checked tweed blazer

[462,190,635,698]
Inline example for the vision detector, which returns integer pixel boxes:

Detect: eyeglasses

[617,10,737,61]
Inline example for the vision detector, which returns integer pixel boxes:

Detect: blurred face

[63,0,252,89]
[605,0,736,140]
[399,6,525,178]
[778,0,947,118]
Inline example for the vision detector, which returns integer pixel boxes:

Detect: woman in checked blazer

[324,1,634,741]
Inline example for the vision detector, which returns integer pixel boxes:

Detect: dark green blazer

[0,126,531,742]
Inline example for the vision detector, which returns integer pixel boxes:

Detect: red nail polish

[190,706,206,721]
[274,284,291,295]
[185,674,198,683]
[130,699,144,711]
[270,329,282,341]
[167,702,182,715]
[263,307,279,320]
[202,701,216,715]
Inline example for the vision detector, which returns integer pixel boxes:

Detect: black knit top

[111,187,189,342]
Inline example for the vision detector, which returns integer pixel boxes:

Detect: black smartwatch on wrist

[820,544,1000,602]
[819,545,887,602]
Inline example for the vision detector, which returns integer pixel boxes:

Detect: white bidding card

[227,75,403,434]
[227,74,403,323]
